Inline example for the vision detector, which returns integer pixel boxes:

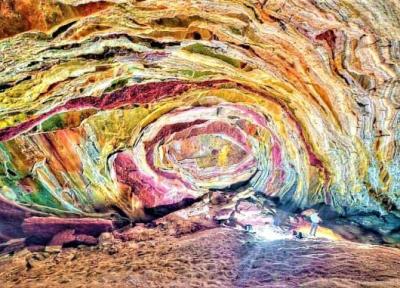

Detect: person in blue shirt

[309,211,322,237]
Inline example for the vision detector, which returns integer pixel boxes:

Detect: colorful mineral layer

[1,0,400,287]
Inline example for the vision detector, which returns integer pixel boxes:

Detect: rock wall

[0,0,399,230]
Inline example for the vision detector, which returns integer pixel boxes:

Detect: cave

[0,0,400,287]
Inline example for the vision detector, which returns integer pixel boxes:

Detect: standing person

[309,211,322,237]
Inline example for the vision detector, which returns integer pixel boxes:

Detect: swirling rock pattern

[0,0,400,240]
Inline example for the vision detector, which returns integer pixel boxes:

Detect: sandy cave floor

[0,227,400,288]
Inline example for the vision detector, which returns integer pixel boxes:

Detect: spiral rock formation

[0,0,400,242]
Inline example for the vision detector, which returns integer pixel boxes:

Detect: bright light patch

[253,225,291,241]
[297,224,343,241]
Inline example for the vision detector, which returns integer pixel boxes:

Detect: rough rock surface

[1,228,399,288]
[2,2,400,285]
[22,217,113,241]
[1,0,400,245]
[0,0,399,212]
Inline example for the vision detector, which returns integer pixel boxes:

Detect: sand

[0,227,399,288]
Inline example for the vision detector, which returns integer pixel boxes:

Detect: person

[297,231,303,239]
[309,211,322,237]
[292,230,303,239]
[244,224,254,233]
